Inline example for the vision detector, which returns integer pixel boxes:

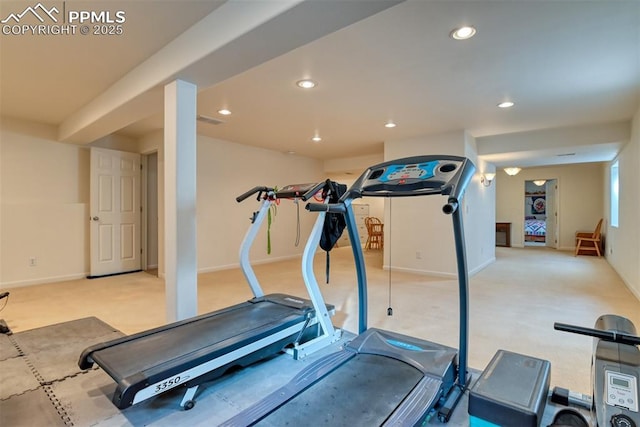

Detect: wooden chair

[575,218,603,257]
[365,217,384,250]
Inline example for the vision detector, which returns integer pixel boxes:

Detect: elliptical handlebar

[554,322,640,346]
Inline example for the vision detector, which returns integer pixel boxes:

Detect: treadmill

[78,181,342,410]
[222,155,475,426]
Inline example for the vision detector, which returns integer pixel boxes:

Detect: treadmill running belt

[256,354,423,426]
[92,301,302,379]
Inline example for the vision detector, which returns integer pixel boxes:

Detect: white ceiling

[1,0,639,169]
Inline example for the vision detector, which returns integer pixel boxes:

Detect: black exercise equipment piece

[222,155,475,426]
[554,314,640,427]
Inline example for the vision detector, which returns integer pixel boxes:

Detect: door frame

[523,178,560,249]
[140,151,159,273]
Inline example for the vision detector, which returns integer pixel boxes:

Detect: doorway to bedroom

[524,179,558,248]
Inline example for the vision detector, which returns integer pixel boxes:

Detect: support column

[164,80,198,322]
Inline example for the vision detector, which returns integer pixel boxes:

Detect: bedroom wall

[524,180,548,220]
[605,105,640,300]
[495,162,605,249]
[0,118,324,288]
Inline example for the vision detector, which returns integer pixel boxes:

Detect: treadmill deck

[222,328,458,426]
[79,293,326,408]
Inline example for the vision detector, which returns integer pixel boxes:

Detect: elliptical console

[555,315,640,427]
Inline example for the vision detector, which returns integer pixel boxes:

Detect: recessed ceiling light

[385,121,396,128]
[217,109,232,115]
[497,101,515,108]
[296,79,317,89]
[312,136,322,143]
[450,26,476,40]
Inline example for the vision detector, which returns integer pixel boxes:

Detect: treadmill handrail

[237,182,326,203]
[236,186,273,203]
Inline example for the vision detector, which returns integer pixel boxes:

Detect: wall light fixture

[481,172,496,187]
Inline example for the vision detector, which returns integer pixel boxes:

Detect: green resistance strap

[266,188,278,254]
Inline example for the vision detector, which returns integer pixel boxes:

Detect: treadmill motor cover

[469,349,550,427]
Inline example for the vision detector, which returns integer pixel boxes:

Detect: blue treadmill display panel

[379,162,438,183]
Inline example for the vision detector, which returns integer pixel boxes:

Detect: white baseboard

[469,257,496,276]
[198,254,301,274]
[1,273,87,289]
[382,265,456,279]
[383,257,496,279]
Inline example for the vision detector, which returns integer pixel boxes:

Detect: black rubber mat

[0,388,69,427]
[0,317,124,426]
[12,316,120,355]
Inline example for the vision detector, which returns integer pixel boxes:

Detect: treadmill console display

[379,162,438,183]
[368,160,462,187]
[277,183,321,200]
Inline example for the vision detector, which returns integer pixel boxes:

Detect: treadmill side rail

[126,320,312,408]
[220,350,355,427]
[382,376,443,426]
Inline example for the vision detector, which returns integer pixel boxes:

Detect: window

[611,160,619,227]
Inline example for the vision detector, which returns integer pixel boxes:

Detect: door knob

[92,216,99,221]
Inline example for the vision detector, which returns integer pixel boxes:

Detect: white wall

[0,119,89,286]
[495,162,605,249]
[606,106,640,300]
[464,132,497,275]
[383,130,495,277]
[195,136,324,272]
[0,119,324,287]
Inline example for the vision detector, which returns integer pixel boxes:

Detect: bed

[525,217,546,242]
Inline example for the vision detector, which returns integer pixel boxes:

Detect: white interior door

[90,148,141,277]
[545,180,558,249]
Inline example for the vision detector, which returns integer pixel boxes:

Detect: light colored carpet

[2,246,638,396]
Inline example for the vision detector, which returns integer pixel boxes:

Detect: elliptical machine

[554,314,640,427]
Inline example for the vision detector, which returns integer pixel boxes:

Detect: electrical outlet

[416,251,422,260]
[29,257,37,267]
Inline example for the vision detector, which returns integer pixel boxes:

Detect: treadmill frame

[79,182,342,410]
